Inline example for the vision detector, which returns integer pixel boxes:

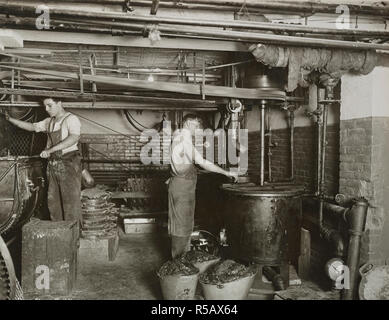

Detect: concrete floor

[72,230,171,300]
[23,228,340,300]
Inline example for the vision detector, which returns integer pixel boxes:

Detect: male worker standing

[6,98,82,222]
[168,114,238,258]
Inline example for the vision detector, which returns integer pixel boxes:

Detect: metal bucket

[0,156,44,236]
[221,183,304,265]
[199,272,257,300]
[158,272,199,300]
[359,263,389,300]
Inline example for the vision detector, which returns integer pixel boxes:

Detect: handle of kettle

[359,263,374,277]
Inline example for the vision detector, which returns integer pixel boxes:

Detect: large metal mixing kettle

[0,156,44,236]
[221,183,304,265]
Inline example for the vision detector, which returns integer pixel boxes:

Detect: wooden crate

[21,219,79,297]
[123,218,158,234]
[79,232,119,263]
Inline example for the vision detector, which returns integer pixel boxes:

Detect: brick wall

[80,133,170,185]
[340,117,389,266]
[248,124,340,196]
[248,124,341,280]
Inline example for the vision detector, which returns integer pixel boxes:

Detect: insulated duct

[249,44,378,92]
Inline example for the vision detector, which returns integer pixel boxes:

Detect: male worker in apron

[6,98,82,222]
[168,114,238,258]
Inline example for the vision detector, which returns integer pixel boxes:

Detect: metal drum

[0,156,44,236]
[221,183,304,266]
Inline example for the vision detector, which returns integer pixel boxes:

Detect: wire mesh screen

[1,108,48,157]
[8,128,33,156]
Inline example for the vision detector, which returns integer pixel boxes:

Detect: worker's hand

[226,171,239,183]
[40,149,51,159]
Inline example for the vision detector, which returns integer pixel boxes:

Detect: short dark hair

[183,114,203,128]
[43,97,61,104]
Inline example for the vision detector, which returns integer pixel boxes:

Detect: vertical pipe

[319,89,328,229]
[11,57,15,104]
[316,89,324,196]
[267,105,272,182]
[320,104,328,198]
[79,45,84,94]
[193,52,197,84]
[342,198,369,300]
[289,109,295,181]
[201,59,205,100]
[17,58,21,102]
[260,100,266,186]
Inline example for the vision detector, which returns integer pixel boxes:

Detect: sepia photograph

[0,0,388,309]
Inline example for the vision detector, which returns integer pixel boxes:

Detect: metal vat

[0,156,44,236]
[221,183,304,265]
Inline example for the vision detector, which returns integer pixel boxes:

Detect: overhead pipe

[156,0,389,17]
[14,0,389,17]
[0,15,142,36]
[46,18,389,51]
[2,2,387,38]
[2,7,389,50]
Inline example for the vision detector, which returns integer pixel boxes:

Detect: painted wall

[341,66,389,120]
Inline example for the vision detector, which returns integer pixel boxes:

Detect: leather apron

[167,163,197,237]
[46,114,82,222]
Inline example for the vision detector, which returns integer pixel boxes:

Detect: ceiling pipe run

[2,2,388,38]
[1,3,389,50]
[34,17,389,51]
[15,0,389,17]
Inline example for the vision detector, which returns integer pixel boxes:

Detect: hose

[123,110,144,132]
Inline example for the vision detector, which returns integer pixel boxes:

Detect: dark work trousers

[46,115,82,223]
[168,175,197,259]
[171,235,191,259]
[47,151,82,222]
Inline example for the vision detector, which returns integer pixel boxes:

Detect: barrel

[221,183,304,266]
[0,156,44,236]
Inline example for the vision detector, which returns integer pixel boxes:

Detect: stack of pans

[80,187,118,239]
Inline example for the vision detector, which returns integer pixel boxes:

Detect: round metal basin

[221,183,304,265]
[0,156,44,235]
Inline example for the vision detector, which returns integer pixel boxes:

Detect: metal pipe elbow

[320,226,345,257]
